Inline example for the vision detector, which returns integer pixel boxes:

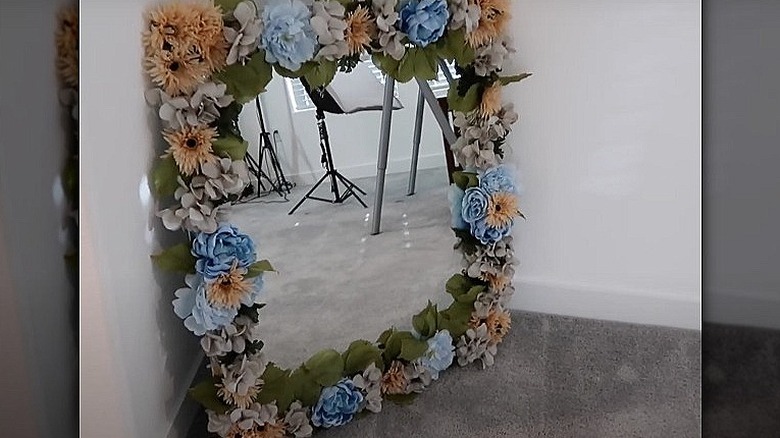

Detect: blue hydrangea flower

[461,186,490,224]
[471,218,512,245]
[311,378,364,428]
[448,184,468,230]
[260,0,318,71]
[418,330,455,380]
[480,165,516,195]
[173,274,238,336]
[399,0,450,47]
[192,224,256,280]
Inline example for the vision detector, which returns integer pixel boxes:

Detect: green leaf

[62,154,78,205]
[376,328,395,346]
[437,302,473,338]
[396,49,417,83]
[414,47,440,81]
[215,0,243,11]
[304,349,344,387]
[342,340,384,375]
[273,62,315,79]
[214,101,243,139]
[257,363,296,411]
[245,260,274,278]
[412,301,439,339]
[445,273,472,298]
[385,392,419,406]
[212,134,249,160]
[498,72,533,86]
[452,171,479,191]
[290,367,323,407]
[399,337,429,362]
[216,51,273,104]
[151,155,180,197]
[151,243,196,274]
[189,378,230,414]
[371,53,401,81]
[303,60,338,89]
[452,228,480,254]
[447,80,482,113]
[434,28,474,66]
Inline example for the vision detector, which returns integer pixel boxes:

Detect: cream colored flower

[485,191,520,228]
[345,6,375,56]
[56,6,79,88]
[467,0,511,48]
[162,125,218,176]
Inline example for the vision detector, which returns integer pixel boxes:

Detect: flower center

[169,61,180,71]
[185,138,197,148]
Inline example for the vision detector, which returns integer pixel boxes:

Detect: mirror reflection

[228,60,463,367]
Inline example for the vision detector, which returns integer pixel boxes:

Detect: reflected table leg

[370,77,396,235]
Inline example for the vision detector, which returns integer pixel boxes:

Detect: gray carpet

[188,310,701,437]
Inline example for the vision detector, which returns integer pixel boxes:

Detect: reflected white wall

[507,0,702,329]
[0,0,78,436]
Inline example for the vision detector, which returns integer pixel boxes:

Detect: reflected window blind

[285,60,460,112]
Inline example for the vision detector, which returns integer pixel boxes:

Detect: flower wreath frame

[143,0,530,436]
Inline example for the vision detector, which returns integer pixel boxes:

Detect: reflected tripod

[239,96,293,203]
[288,108,367,214]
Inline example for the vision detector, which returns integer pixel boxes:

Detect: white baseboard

[704,289,780,330]
[167,352,206,438]
[283,153,445,186]
[510,277,701,330]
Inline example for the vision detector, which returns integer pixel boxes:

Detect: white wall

[0,0,78,436]
[507,0,702,329]
[239,75,449,186]
[80,1,204,436]
[703,0,780,330]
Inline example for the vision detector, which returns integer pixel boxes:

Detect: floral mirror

[143,0,528,436]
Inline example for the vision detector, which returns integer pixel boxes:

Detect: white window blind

[285,60,460,113]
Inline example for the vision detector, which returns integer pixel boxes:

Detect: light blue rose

[461,186,490,224]
[173,274,238,336]
[418,330,455,380]
[260,0,318,71]
[311,378,364,428]
[480,165,516,195]
[192,224,256,280]
[448,184,468,230]
[471,218,512,245]
[399,0,449,47]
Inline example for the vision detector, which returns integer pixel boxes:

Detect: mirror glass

[229,61,462,368]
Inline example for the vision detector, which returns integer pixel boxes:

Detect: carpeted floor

[188,310,701,437]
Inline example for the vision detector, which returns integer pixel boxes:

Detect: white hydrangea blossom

[311,1,349,61]
[455,324,497,368]
[372,0,405,60]
[217,353,268,408]
[472,34,516,77]
[451,104,519,170]
[448,0,480,32]
[145,82,234,130]
[284,401,314,437]
[201,315,263,357]
[199,157,251,200]
[156,176,231,234]
[224,1,264,65]
[352,363,383,413]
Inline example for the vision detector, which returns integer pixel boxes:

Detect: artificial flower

[216,353,267,409]
[311,1,349,61]
[470,217,511,245]
[199,157,251,200]
[145,81,234,130]
[206,262,257,309]
[485,191,519,229]
[479,81,502,117]
[380,360,408,395]
[485,306,511,344]
[461,186,490,224]
[146,45,211,96]
[162,124,219,176]
[352,363,383,413]
[455,323,497,368]
[473,33,515,76]
[157,176,232,234]
[448,0,480,32]
[448,184,469,230]
[467,0,511,48]
[55,6,79,88]
[398,0,449,47]
[311,378,364,428]
[451,103,518,170]
[192,224,257,280]
[479,164,516,194]
[403,360,433,393]
[173,273,239,336]
[417,329,455,380]
[189,1,230,72]
[201,315,263,357]
[283,401,314,437]
[345,6,375,55]
[208,401,279,437]
[260,0,319,71]
[372,0,406,60]
[224,1,264,65]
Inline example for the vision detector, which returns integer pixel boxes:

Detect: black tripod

[288,108,367,214]
[239,97,293,202]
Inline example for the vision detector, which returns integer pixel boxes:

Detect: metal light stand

[239,97,292,203]
[288,109,368,215]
